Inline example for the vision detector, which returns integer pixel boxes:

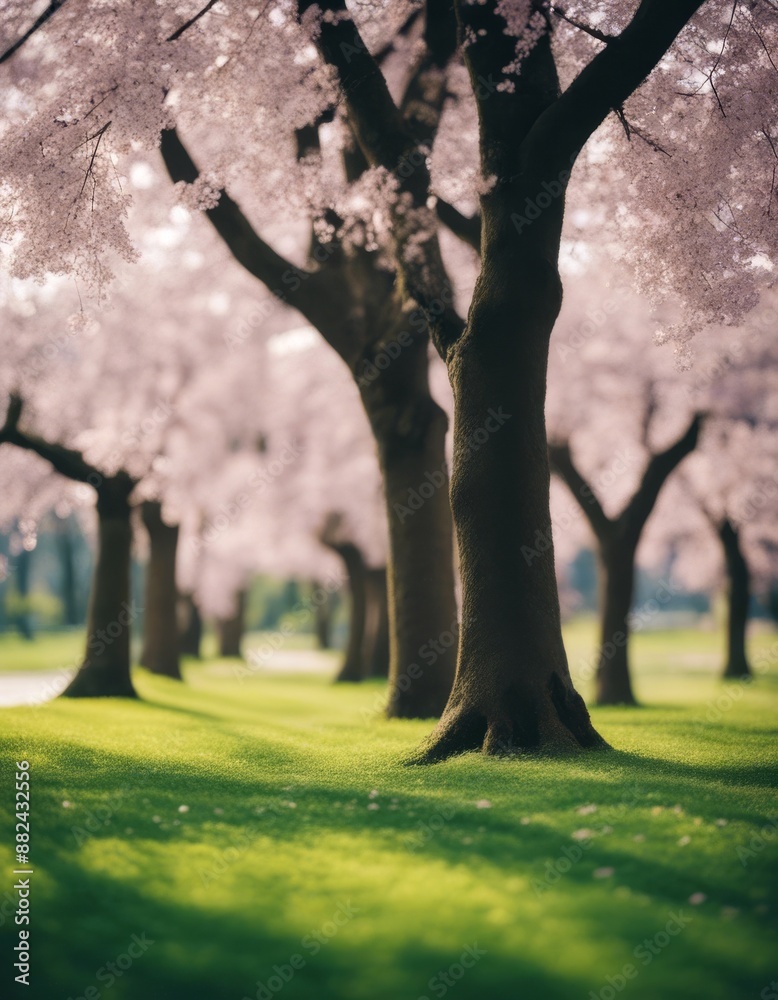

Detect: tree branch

[456,0,561,181]
[159,128,336,332]
[550,6,614,44]
[525,0,704,175]
[0,0,67,65]
[0,395,103,485]
[548,440,612,540]
[620,412,703,541]
[166,0,221,43]
[297,0,421,193]
[399,0,458,150]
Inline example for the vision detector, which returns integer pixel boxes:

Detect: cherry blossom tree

[641,304,778,680]
[0,1,775,755]
[0,183,273,692]
[546,276,703,705]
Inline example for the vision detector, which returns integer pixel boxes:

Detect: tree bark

[217,590,246,658]
[361,349,458,717]
[12,541,33,640]
[312,579,332,650]
[56,515,80,627]
[596,538,638,705]
[364,566,390,678]
[321,533,369,682]
[719,519,751,679]
[160,127,460,721]
[62,476,137,698]
[139,501,182,680]
[415,235,606,760]
[178,593,202,658]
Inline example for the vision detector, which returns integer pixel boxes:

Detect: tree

[0,0,460,718]
[0,0,774,751]
[139,500,182,679]
[0,396,138,697]
[178,592,203,658]
[319,513,390,682]
[217,589,246,658]
[53,511,82,628]
[549,415,701,704]
[0,185,269,691]
[716,516,752,680]
[410,0,774,756]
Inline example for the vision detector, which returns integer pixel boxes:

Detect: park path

[0,671,73,706]
[0,648,336,706]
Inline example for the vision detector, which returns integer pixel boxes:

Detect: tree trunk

[361,341,458,718]
[139,501,182,680]
[595,539,638,705]
[328,542,368,682]
[719,519,751,679]
[61,477,137,698]
[217,590,246,658]
[178,593,202,658]
[56,515,80,627]
[12,542,33,640]
[312,579,332,650]
[364,566,390,678]
[416,241,605,759]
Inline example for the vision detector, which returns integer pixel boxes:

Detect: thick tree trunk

[364,567,390,678]
[326,541,368,682]
[61,478,137,698]
[178,593,202,658]
[139,501,182,680]
[416,242,605,759]
[217,590,246,658]
[595,540,638,705]
[719,519,751,679]
[312,579,332,650]
[361,342,458,718]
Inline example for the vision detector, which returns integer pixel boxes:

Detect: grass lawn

[0,623,777,1000]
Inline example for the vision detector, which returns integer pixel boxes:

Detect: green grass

[1,623,777,1000]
